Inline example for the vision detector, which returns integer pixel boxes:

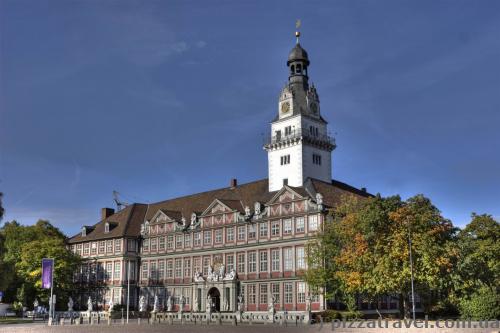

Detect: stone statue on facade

[107,299,113,313]
[152,295,159,313]
[244,206,251,218]
[223,268,237,280]
[218,264,225,278]
[87,296,93,312]
[194,270,204,282]
[178,295,185,313]
[205,296,212,315]
[222,298,229,312]
[139,296,146,312]
[254,202,261,216]
[316,192,324,210]
[167,296,173,312]
[268,295,276,314]
[237,294,244,312]
[67,297,74,312]
[207,265,215,282]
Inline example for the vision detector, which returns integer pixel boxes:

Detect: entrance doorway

[207,287,220,312]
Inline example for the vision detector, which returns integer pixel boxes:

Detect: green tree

[306,194,457,318]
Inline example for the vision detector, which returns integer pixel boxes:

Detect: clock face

[281,101,290,113]
[310,102,318,114]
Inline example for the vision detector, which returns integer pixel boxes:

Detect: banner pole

[50,260,54,320]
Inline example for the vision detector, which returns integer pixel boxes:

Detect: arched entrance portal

[207,287,220,312]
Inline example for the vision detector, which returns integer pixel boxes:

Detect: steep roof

[67,178,371,243]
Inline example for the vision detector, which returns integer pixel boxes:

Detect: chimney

[101,207,115,220]
[361,187,367,193]
[230,178,238,188]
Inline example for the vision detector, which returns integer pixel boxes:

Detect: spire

[295,19,301,44]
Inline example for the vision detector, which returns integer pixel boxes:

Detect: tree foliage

[306,193,458,318]
[0,220,81,309]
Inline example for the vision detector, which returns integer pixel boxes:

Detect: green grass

[0,317,32,325]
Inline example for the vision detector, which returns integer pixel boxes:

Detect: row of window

[141,246,306,281]
[142,216,318,253]
[75,260,136,282]
[72,239,135,257]
[244,282,318,305]
[280,154,291,165]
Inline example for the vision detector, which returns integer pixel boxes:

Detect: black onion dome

[287,43,310,65]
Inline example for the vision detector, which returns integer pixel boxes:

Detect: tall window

[193,257,201,274]
[114,261,121,280]
[308,215,319,231]
[184,259,191,278]
[98,241,105,254]
[194,232,201,246]
[175,259,182,278]
[280,154,291,165]
[260,284,268,304]
[248,224,256,239]
[284,248,293,271]
[114,239,121,253]
[166,260,173,278]
[142,239,149,252]
[259,251,268,272]
[226,227,234,242]
[271,221,280,236]
[297,282,306,303]
[295,217,305,233]
[284,125,292,136]
[159,236,165,250]
[141,262,149,280]
[167,235,173,249]
[248,251,257,273]
[83,243,90,255]
[184,234,191,248]
[215,229,223,243]
[158,260,165,280]
[283,219,292,234]
[203,230,212,245]
[106,240,113,253]
[237,253,245,274]
[259,223,268,238]
[248,284,256,304]
[203,257,211,275]
[313,153,322,165]
[106,262,113,280]
[150,261,157,280]
[176,235,183,249]
[151,238,157,251]
[284,283,293,303]
[91,242,97,255]
[296,247,305,270]
[226,255,234,272]
[271,249,280,271]
[238,226,246,241]
[272,283,280,303]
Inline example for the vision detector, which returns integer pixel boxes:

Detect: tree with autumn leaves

[306,193,499,319]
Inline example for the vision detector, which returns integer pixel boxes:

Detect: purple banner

[41,258,54,289]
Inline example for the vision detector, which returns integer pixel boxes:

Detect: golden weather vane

[295,19,301,44]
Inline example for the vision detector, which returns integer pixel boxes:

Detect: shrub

[342,310,364,320]
[315,310,342,322]
[459,286,500,320]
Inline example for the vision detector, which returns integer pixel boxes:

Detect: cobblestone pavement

[0,321,498,333]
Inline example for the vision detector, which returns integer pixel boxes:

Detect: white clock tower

[264,31,336,191]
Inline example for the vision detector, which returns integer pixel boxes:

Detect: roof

[288,43,310,65]
[68,178,371,243]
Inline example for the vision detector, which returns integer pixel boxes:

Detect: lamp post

[407,219,416,320]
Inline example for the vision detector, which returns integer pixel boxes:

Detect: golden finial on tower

[295,19,301,44]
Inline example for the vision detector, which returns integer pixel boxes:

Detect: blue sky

[1,0,499,234]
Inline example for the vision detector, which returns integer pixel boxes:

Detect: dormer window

[105,222,110,233]
[81,227,87,237]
